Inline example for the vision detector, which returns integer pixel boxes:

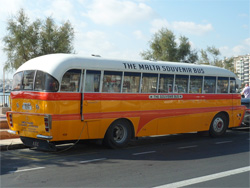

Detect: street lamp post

[3,68,5,106]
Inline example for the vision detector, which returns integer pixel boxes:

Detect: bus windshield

[12,70,59,92]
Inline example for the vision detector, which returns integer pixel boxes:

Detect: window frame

[84,70,101,93]
[141,73,158,93]
[158,74,174,93]
[122,72,141,93]
[102,71,122,93]
[60,69,82,93]
[174,75,189,93]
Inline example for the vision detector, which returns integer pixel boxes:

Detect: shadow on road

[1,128,249,175]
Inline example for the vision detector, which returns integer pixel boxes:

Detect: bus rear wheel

[209,113,228,137]
[103,119,132,149]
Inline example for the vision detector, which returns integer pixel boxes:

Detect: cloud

[219,38,250,57]
[150,19,169,33]
[172,21,213,36]
[44,0,75,22]
[74,30,143,60]
[83,0,154,25]
[133,30,146,40]
[0,0,25,20]
[150,18,213,36]
[244,38,250,46]
[75,30,114,56]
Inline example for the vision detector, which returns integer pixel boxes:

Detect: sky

[0,0,249,79]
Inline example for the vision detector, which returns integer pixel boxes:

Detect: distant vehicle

[241,98,250,126]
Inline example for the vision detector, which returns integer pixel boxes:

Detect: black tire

[209,113,228,137]
[103,119,132,149]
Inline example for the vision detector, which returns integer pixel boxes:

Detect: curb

[0,138,27,151]
[0,143,27,151]
[0,130,20,140]
[0,119,9,129]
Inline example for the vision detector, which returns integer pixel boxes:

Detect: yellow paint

[8,97,244,142]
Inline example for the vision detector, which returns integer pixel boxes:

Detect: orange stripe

[50,105,245,135]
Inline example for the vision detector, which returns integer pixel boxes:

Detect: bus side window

[85,70,101,92]
[189,76,203,93]
[35,71,59,92]
[175,75,188,93]
[217,77,229,93]
[102,71,122,93]
[204,76,216,93]
[141,73,158,93]
[123,72,141,93]
[158,74,174,93]
[60,69,81,92]
[230,78,236,93]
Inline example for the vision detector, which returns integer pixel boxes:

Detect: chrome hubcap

[113,124,127,143]
[213,117,224,133]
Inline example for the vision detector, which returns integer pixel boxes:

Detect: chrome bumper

[7,130,17,135]
[37,135,53,140]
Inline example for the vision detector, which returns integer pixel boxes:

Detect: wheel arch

[215,111,230,128]
[209,111,230,137]
[106,118,135,139]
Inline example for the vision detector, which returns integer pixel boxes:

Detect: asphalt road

[1,127,249,188]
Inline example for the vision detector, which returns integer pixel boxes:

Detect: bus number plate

[32,141,39,147]
[22,103,32,110]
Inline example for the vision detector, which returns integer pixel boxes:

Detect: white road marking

[154,166,250,188]
[215,141,232,144]
[178,145,197,149]
[9,167,45,174]
[132,151,156,155]
[79,158,107,164]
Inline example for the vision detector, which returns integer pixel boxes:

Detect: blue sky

[0,0,249,78]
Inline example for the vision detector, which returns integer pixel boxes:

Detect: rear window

[12,72,23,91]
[23,70,35,90]
[12,70,59,92]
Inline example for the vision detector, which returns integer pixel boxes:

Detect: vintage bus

[7,54,246,151]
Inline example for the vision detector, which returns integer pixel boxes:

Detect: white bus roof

[16,53,237,82]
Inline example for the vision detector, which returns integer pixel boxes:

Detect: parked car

[241,98,250,126]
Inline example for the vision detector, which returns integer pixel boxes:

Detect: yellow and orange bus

[7,54,246,150]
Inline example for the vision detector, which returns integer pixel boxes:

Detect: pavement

[0,138,27,151]
[0,114,27,151]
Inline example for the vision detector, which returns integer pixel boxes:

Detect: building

[234,54,250,86]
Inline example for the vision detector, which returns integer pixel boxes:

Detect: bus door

[80,70,85,121]
[81,70,102,138]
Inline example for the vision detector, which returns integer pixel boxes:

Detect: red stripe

[11,91,241,101]
[11,91,81,100]
[52,114,81,121]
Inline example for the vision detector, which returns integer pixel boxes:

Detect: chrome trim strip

[37,135,53,140]
[7,130,17,135]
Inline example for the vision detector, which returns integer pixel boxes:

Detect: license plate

[32,141,39,147]
[22,103,32,110]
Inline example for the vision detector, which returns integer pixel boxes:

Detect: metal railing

[0,94,10,107]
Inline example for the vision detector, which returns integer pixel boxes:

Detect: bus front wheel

[209,113,228,137]
[103,119,132,149]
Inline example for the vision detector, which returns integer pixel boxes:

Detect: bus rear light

[9,113,13,127]
[44,115,52,132]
